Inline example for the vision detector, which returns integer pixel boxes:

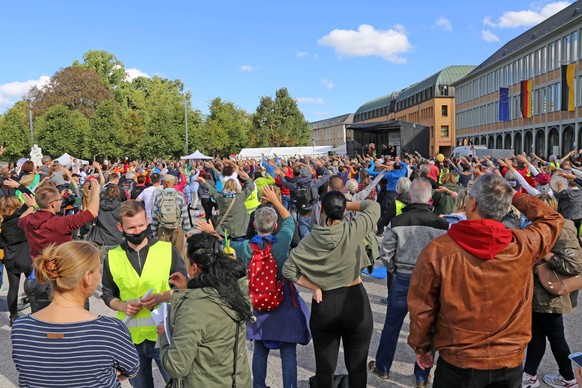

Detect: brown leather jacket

[407,194,563,370]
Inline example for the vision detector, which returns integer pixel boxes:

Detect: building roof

[395,65,476,101]
[309,113,353,127]
[346,120,429,132]
[355,91,400,114]
[463,1,582,80]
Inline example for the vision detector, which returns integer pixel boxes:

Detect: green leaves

[2,51,312,162]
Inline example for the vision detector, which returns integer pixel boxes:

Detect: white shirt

[137,185,163,222]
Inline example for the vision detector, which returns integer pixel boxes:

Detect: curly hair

[186,233,251,322]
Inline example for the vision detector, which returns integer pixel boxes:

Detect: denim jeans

[252,341,297,388]
[297,214,312,239]
[374,272,431,383]
[433,357,523,388]
[130,340,169,388]
[282,195,291,210]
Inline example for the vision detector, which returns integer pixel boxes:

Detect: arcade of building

[314,2,582,158]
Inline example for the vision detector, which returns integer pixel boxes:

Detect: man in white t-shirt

[136,173,162,221]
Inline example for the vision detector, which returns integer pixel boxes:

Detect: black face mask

[123,226,149,245]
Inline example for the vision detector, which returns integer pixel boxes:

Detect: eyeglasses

[50,197,63,204]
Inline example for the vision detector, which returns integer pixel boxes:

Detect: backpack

[248,242,284,312]
[157,190,182,229]
[292,182,313,215]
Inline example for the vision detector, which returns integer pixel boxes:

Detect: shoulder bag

[534,259,582,296]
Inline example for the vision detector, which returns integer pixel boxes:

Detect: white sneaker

[522,373,540,388]
[543,374,578,388]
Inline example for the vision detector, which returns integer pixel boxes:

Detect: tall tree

[273,88,310,146]
[252,88,310,147]
[35,105,91,159]
[205,98,251,155]
[251,96,276,147]
[89,100,126,159]
[29,66,113,118]
[73,50,127,89]
[0,101,32,162]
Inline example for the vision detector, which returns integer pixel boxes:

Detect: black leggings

[200,198,216,221]
[524,311,574,380]
[310,283,373,388]
[6,268,31,317]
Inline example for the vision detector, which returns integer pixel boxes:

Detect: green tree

[204,98,251,155]
[89,100,126,159]
[133,76,191,160]
[0,101,33,162]
[35,105,91,159]
[251,96,275,147]
[252,88,310,147]
[73,50,127,89]
[29,66,113,118]
[273,87,310,146]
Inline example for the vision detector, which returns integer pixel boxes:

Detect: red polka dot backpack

[248,242,284,312]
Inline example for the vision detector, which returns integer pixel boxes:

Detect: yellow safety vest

[244,186,261,214]
[395,199,406,216]
[108,241,172,344]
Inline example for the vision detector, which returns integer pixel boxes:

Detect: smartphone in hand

[569,352,582,367]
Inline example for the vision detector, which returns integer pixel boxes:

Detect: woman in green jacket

[159,233,253,388]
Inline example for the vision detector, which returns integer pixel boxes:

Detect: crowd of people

[1,144,582,388]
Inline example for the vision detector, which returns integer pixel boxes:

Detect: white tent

[238,146,332,159]
[180,150,213,160]
[332,144,347,155]
[55,153,89,165]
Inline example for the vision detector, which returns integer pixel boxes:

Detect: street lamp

[184,92,189,156]
[28,100,34,144]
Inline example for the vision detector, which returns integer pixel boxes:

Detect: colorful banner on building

[520,80,532,118]
[561,64,575,112]
[499,87,510,121]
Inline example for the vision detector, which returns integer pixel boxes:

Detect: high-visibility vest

[395,199,406,216]
[108,241,172,344]
[244,185,261,214]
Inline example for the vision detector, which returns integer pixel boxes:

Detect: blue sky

[0,0,574,122]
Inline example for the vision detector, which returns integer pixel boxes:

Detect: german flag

[561,64,575,111]
[520,80,532,118]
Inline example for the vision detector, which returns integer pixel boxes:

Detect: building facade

[309,113,354,148]
[454,1,582,157]
[353,66,476,156]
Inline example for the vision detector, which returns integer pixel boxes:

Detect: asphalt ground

[1,266,581,388]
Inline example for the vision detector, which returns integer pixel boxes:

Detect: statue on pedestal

[30,144,43,167]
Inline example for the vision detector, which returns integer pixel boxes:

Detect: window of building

[542,87,547,112]
[441,125,449,138]
[573,31,579,61]
[541,46,547,74]
[529,53,535,78]
[549,84,555,111]
[442,105,448,117]
[563,34,571,62]
[555,39,561,69]
[549,42,555,70]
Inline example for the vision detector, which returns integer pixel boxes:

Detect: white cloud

[321,78,335,90]
[317,24,412,63]
[240,65,255,72]
[482,29,501,42]
[296,97,325,104]
[436,17,453,32]
[125,68,150,81]
[296,51,309,58]
[484,1,571,28]
[0,75,50,109]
